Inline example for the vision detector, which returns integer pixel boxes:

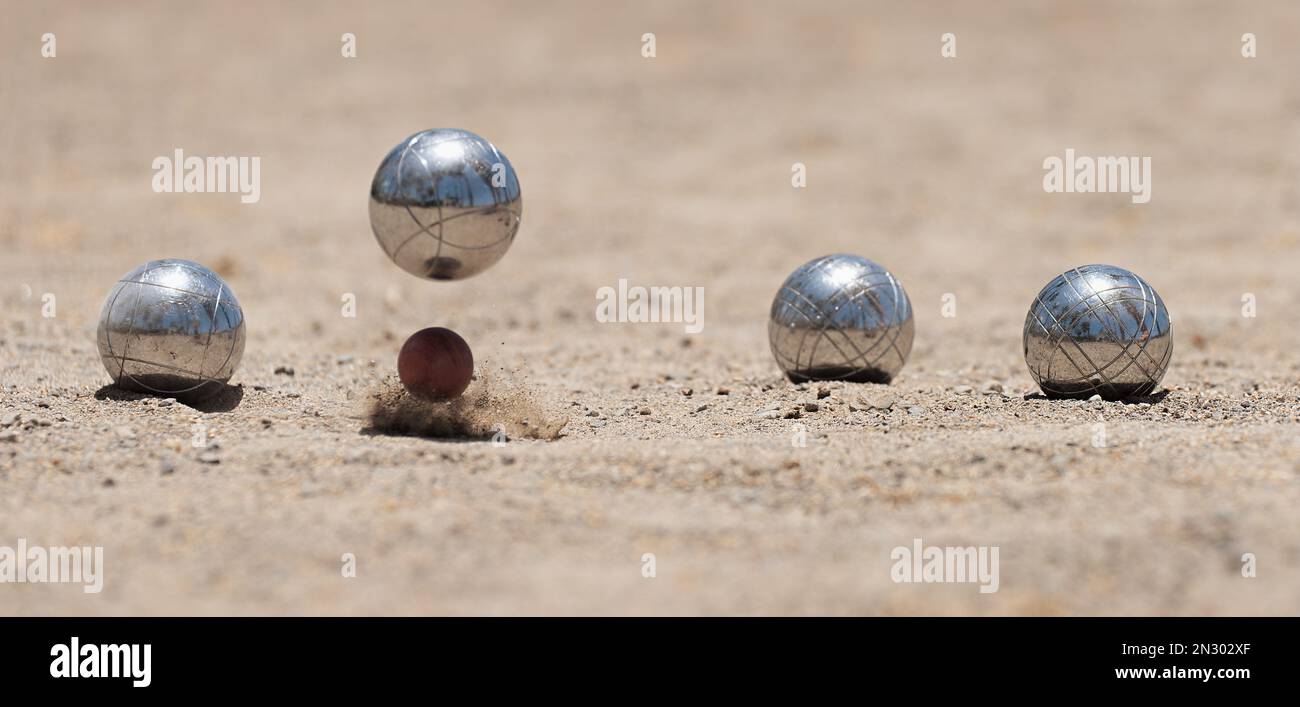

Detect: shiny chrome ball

[369,128,522,281]
[768,254,914,384]
[1023,264,1172,400]
[96,259,246,398]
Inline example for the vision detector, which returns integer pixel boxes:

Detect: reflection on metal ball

[369,128,522,281]
[96,259,245,399]
[768,254,914,384]
[1023,264,1172,400]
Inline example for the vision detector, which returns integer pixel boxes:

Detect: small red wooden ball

[397,327,474,400]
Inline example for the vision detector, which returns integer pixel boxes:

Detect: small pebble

[197,451,221,464]
[275,365,295,376]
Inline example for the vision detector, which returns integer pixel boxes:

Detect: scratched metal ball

[95,259,246,399]
[369,128,522,281]
[768,254,914,384]
[1023,264,1172,400]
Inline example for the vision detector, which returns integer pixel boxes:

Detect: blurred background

[3,1,1299,363]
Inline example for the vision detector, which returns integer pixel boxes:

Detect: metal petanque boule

[95,258,246,400]
[768,254,914,385]
[1023,264,1172,400]
[369,128,522,281]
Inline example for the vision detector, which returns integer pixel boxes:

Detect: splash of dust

[366,365,567,441]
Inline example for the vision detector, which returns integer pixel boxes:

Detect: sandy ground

[1,0,1298,615]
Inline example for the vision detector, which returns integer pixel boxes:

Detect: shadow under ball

[1023,264,1172,400]
[369,128,522,281]
[398,327,474,400]
[96,258,245,400]
[768,254,914,384]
